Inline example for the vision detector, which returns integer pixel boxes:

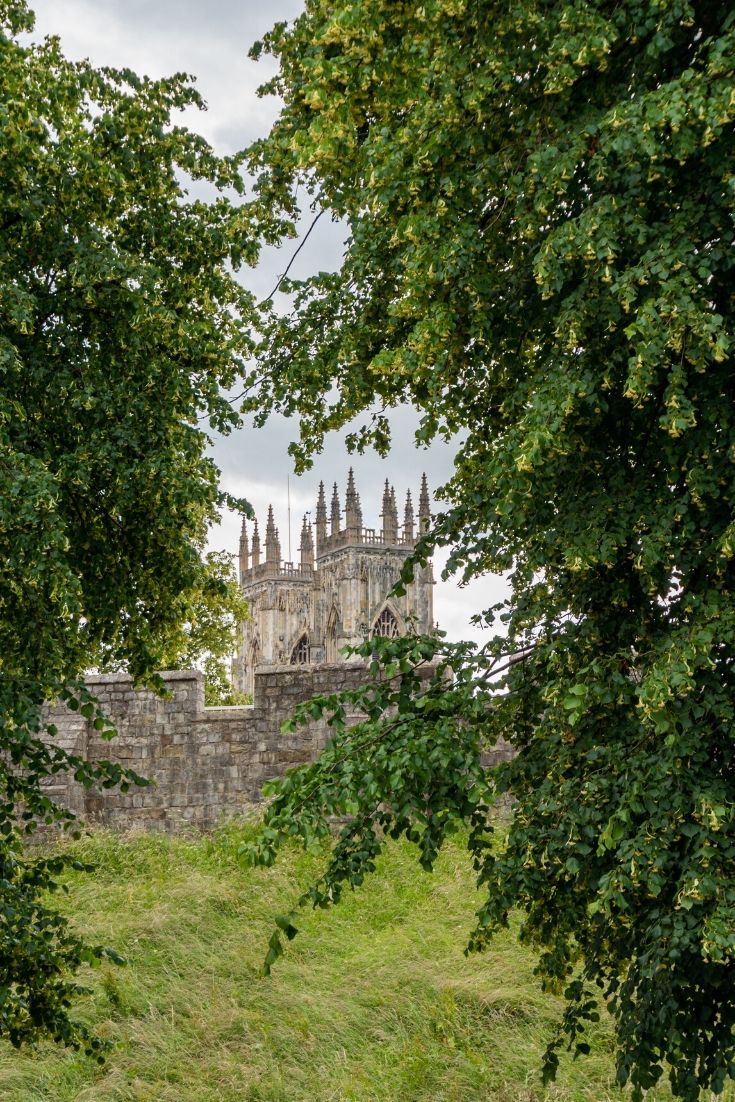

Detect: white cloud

[29,0,299,148]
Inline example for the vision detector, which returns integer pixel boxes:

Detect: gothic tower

[234,471,435,696]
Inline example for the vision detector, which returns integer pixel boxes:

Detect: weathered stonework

[235,470,435,695]
[43,665,373,833]
[43,664,515,834]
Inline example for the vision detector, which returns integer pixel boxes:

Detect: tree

[0,1,260,1052]
[98,549,251,704]
[243,2,735,1098]
[160,550,251,706]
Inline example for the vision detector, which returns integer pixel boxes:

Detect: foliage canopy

[160,550,251,706]
[244,2,735,1099]
[0,1,256,1051]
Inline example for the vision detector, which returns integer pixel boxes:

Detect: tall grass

[0,825,713,1101]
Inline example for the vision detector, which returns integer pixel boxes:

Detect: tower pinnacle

[419,473,431,532]
[251,517,260,568]
[238,517,249,578]
[403,490,414,544]
[330,482,341,536]
[345,467,363,538]
[300,514,314,569]
[382,479,398,543]
[315,480,327,547]
[265,505,281,564]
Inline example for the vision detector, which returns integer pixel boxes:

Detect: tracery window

[372,607,400,638]
[290,634,309,664]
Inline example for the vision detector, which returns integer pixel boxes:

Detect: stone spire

[403,490,414,544]
[419,473,431,532]
[382,479,398,544]
[330,482,341,536]
[300,515,314,570]
[381,480,391,538]
[345,467,363,539]
[238,517,249,579]
[389,486,399,540]
[265,505,281,565]
[251,517,260,568]
[315,480,327,550]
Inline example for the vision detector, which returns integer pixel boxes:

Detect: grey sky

[28,0,508,642]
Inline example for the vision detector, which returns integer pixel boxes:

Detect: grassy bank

[0,825,697,1101]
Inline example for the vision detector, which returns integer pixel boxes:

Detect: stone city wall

[43,665,368,833]
[42,664,514,833]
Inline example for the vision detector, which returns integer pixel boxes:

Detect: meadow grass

[0,824,717,1101]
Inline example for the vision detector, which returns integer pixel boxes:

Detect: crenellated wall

[42,665,371,833]
[42,664,515,834]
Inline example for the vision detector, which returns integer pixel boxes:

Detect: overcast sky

[27,0,508,642]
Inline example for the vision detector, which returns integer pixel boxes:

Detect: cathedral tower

[234,472,435,695]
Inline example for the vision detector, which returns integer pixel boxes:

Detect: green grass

[0,825,717,1101]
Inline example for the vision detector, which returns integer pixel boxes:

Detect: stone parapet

[41,663,372,833]
[243,561,313,584]
[42,664,516,834]
[317,526,416,554]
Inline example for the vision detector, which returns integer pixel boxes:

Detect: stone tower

[234,470,435,696]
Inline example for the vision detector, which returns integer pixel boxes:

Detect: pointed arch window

[290,634,309,664]
[373,607,400,638]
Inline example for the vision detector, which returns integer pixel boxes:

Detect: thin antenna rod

[287,475,292,562]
